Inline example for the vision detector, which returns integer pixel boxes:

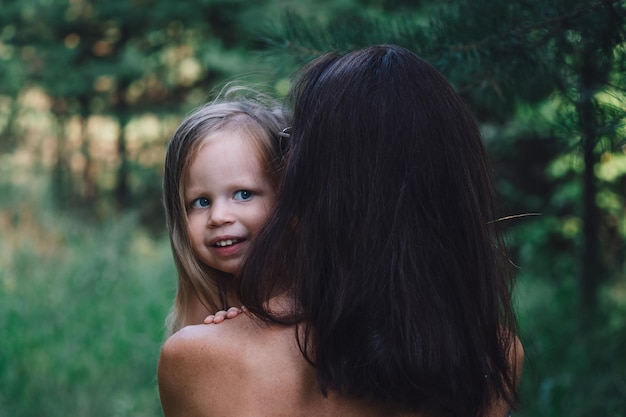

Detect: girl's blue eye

[191,197,210,208]
[234,190,253,201]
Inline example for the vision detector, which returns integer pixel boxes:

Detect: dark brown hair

[240,45,519,416]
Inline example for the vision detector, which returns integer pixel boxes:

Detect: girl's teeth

[216,239,238,247]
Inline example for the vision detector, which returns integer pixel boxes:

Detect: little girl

[162,93,290,334]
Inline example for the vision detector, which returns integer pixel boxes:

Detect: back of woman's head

[240,45,518,416]
[163,93,289,334]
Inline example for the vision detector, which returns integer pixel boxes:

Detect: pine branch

[447,0,624,52]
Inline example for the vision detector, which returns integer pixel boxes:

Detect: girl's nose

[207,200,234,227]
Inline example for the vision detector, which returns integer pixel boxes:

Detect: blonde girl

[162,94,289,334]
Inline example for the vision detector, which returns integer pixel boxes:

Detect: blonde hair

[163,92,290,334]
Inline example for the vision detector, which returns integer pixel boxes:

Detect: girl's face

[184,130,276,274]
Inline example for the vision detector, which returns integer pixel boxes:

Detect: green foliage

[0,198,175,416]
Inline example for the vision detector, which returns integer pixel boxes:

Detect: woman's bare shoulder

[157,315,262,417]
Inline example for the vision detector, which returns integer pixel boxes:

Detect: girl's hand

[204,306,244,324]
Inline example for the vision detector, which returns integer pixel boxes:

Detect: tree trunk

[79,110,97,203]
[116,120,130,210]
[115,83,131,210]
[52,101,71,210]
[578,43,600,324]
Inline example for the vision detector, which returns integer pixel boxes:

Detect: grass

[0,201,175,417]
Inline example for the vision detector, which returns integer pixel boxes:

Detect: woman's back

[238,45,522,416]
[158,312,424,417]
[158,310,521,417]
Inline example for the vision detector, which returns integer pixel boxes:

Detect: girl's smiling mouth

[214,239,242,247]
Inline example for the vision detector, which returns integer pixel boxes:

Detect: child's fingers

[203,307,245,324]
[203,311,227,324]
[225,306,242,318]
[213,311,228,323]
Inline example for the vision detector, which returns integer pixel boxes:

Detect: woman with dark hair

[158,44,523,417]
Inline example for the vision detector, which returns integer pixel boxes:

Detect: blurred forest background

[0,0,625,416]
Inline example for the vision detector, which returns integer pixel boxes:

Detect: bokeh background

[1,1,624,416]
